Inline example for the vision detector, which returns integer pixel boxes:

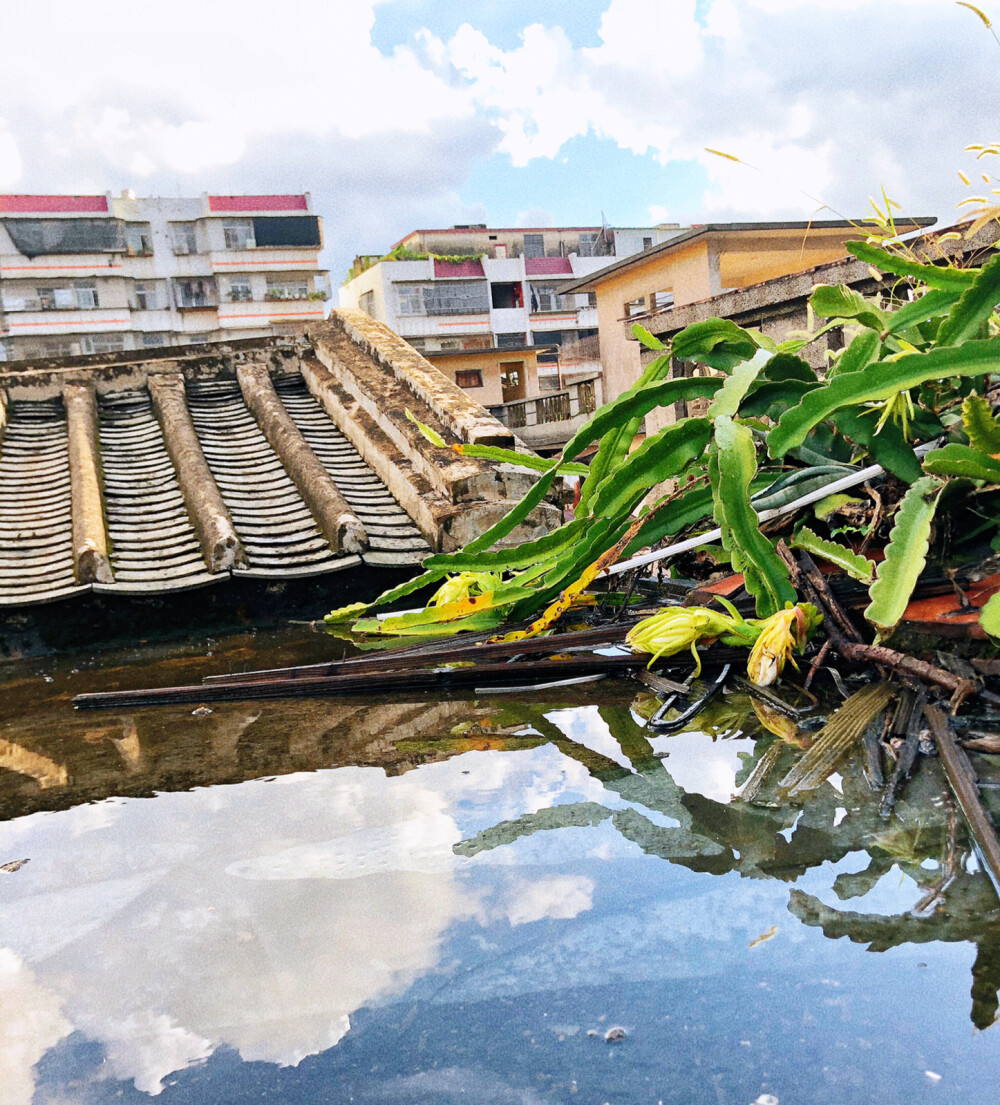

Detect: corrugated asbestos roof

[0,363,428,607]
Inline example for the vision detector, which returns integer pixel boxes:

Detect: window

[0,338,12,362]
[173,279,217,308]
[223,219,255,250]
[74,281,98,309]
[406,337,427,351]
[396,284,425,315]
[642,236,653,250]
[578,232,598,257]
[266,277,309,300]
[251,215,320,247]
[41,337,77,358]
[171,222,198,255]
[587,292,597,307]
[496,332,526,349]
[228,275,253,302]
[530,284,566,313]
[134,282,161,311]
[538,372,560,391]
[359,290,375,318]
[624,296,646,318]
[396,281,489,316]
[523,233,544,259]
[141,332,168,348]
[4,218,123,257]
[491,282,523,309]
[651,289,674,311]
[82,333,126,355]
[124,223,153,255]
[455,369,483,389]
[440,339,461,351]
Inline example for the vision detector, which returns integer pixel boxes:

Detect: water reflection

[1,654,998,1102]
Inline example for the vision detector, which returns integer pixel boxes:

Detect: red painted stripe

[212,258,317,266]
[217,310,324,320]
[435,319,490,327]
[208,195,307,212]
[8,317,130,328]
[1,263,122,271]
[0,194,108,213]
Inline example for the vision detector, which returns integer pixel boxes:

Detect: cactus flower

[746,603,821,687]
[626,605,741,676]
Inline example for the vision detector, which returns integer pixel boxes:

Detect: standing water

[1,627,997,1104]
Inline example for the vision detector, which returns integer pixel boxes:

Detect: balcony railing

[489,379,598,432]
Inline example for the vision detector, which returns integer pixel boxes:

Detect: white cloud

[504,875,595,925]
[0,950,72,1105]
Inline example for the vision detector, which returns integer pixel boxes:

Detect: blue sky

[0,0,997,283]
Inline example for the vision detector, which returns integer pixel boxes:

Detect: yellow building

[562,218,933,432]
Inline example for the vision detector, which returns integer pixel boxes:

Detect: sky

[0,0,997,284]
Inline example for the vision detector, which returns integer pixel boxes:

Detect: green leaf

[768,338,1000,458]
[864,476,945,640]
[884,288,962,335]
[751,465,857,511]
[963,394,1000,454]
[706,348,771,418]
[456,443,589,475]
[405,408,446,447]
[845,240,978,291]
[980,591,1000,642]
[791,526,875,583]
[670,318,759,372]
[713,415,797,617]
[831,405,922,484]
[739,379,819,419]
[809,284,887,330]
[934,252,1000,347]
[423,519,590,573]
[922,443,1000,482]
[814,492,864,521]
[632,323,665,350]
[354,608,507,637]
[622,484,716,555]
[589,418,712,517]
[757,353,817,384]
[826,328,880,378]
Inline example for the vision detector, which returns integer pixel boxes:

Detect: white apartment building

[0,192,331,361]
[340,223,684,379]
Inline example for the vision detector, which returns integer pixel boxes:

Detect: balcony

[215,298,327,329]
[172,279,219,310]
[489,376,600,449]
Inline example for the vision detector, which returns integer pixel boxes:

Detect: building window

[651,289,674,310]
[171,222,198,255]
[396,281,489,316]
[265,277,309,300]
[83,333,126,355]
[0,338,11,362]
[578,232,598,257]
[124,223,153,256]
[455,369,483,389]
[41,337,78,358]
[406,337,427,351]
[491,282,523,309]
[529,284,567,313]
[133,281,162,311]
[141,332,168,348]
[173,279,217,308]
[496,332,526,349]
[624,296,646,318]
[642,236,653,251]
[440,339,461,351]
[523,233,544,259]
[223,219,255,250]
[587,292,597,307]
[228,275,253,302]
[359,290,375,317]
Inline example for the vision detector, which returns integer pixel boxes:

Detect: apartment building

[0,192,331,361]
[340,223,685,384]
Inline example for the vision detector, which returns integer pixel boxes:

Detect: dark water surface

[1,627,998,1104]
